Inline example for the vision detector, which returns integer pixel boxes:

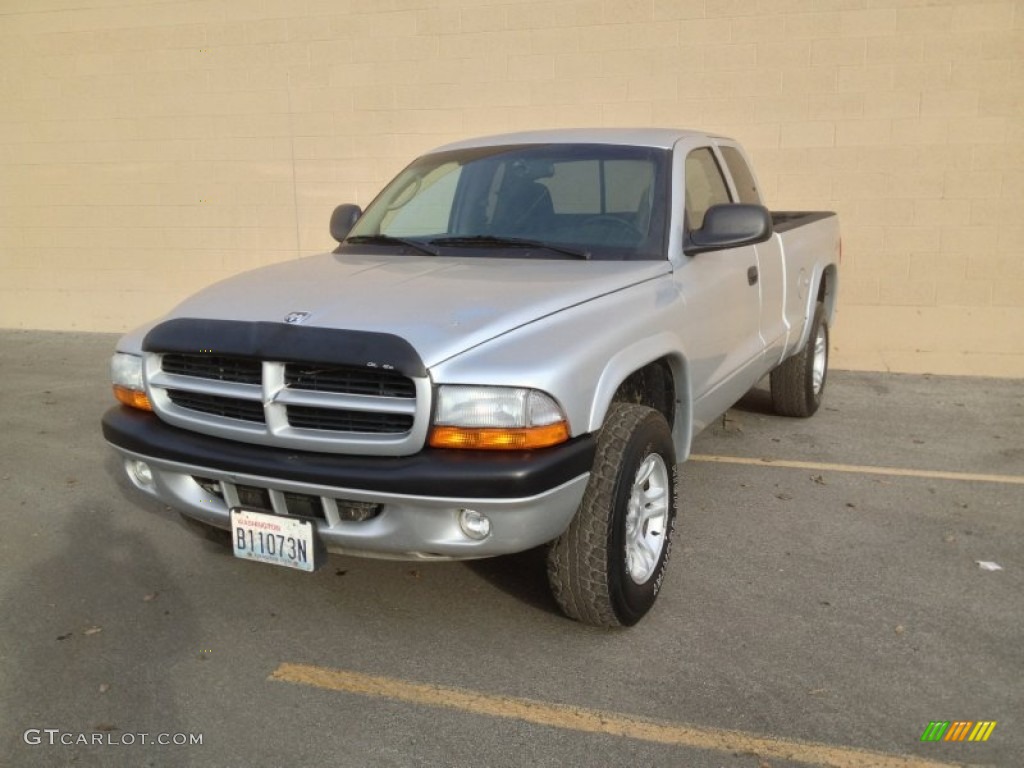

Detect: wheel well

[611,359,675,429]
[818,265,838,322]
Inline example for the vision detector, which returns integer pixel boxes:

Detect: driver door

[672,146,765,424]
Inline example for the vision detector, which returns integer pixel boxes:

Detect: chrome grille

[284,363,415,398]
[286,405,413,433]
[146,352,430,456]
[163,353,262,384]
[167,390,266,423]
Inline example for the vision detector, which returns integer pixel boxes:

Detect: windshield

[342,143,670,260]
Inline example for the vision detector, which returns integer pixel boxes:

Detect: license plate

[231,509,318,572]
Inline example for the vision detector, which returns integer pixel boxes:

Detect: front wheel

[547,403,678,627]
[770,301,829,418]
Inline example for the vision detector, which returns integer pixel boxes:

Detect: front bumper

[103,407,594,560]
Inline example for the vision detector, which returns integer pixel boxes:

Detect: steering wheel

[580,215,643,242]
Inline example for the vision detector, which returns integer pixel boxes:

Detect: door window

[719,146,761,205]
[685,148,731,230]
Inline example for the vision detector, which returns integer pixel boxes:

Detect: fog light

[458,508,491,540]
[127,459,153,486]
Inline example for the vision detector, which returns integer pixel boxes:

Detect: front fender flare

[587,333,693,459]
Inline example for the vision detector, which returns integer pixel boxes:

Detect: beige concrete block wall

[1,0,1022,376]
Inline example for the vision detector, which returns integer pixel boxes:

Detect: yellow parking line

[270,663,971,768]
[689,454,1024,485]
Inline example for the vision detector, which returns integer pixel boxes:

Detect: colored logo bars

[920,721,997,742]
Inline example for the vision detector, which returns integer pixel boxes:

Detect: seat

[491,177,556,237]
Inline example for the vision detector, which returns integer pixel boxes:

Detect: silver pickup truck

[103,128,839,627]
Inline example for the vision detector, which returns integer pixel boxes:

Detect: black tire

[770,301,829,418]
[179,513,232,548]
[547,403,678,628]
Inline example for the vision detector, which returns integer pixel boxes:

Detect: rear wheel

[770,301,828,418]
[547,403,678,627]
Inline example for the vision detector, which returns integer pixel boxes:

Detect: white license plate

[231,509,317,572]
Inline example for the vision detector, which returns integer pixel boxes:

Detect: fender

[791,262,839,354]
[820,263,839,326]
[587,332,694,460]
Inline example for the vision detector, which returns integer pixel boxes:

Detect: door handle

[747,266,758,286]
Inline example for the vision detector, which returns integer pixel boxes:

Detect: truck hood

[150,252,671,367]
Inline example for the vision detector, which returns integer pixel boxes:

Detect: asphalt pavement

[0,330,1020,768]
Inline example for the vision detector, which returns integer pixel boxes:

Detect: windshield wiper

[345,234,438,256]
[430,235,590,260]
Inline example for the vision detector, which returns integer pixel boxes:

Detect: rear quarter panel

[775,213,840,356]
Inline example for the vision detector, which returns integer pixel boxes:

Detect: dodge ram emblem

[283,311,311,324]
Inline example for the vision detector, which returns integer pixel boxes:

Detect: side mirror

[686,204,772,255]
[330,204,363,243]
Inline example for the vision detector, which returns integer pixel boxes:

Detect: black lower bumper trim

[102,407,595,498]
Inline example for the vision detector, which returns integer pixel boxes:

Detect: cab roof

[432,128,732,153]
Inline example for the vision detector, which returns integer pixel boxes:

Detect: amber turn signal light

[113,385,153,411]
[429,422,569,450]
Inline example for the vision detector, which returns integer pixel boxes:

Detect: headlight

[110,353,152,411]
[429,385,569,450]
